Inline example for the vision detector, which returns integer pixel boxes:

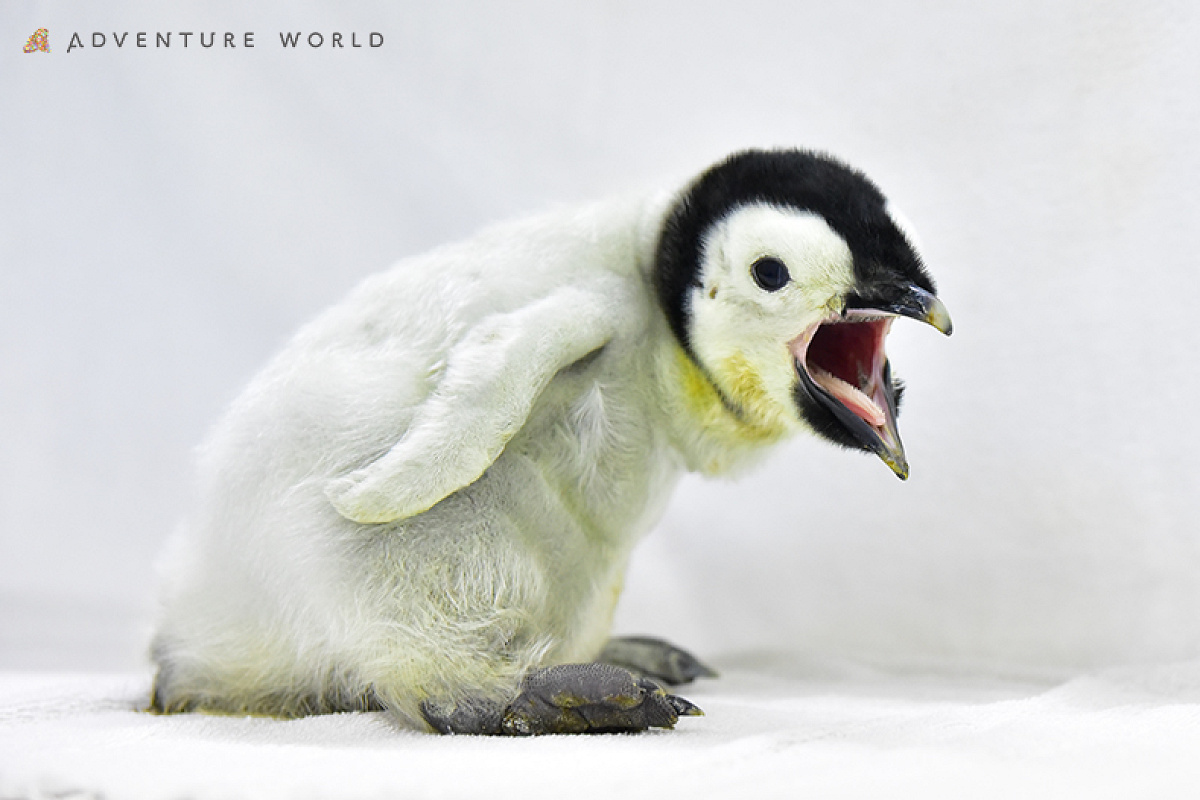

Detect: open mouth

[790,313,908,479]
[788,284,951,479]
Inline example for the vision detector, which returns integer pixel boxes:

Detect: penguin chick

[149,149,951,734]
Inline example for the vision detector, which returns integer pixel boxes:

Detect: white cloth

[5,657,1200,799]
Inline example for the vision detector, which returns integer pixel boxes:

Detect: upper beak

[847,283,953,336]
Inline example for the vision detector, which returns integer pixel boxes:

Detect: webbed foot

[599,635,718,686]
[419,695,507,735]
[419,663,702,736]
[502,663,701,735]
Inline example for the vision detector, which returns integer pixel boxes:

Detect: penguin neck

[651,336,791,476]
[640,187,792,475]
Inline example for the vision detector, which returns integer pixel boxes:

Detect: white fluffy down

[150,184,881,728]
[153,196,674,724]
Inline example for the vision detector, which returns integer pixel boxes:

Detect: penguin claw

[668,694,705,717]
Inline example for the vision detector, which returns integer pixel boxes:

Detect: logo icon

[24,28,50,53]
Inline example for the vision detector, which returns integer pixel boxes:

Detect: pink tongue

[810,367,886,428]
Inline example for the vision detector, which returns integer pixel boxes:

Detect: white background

[2,0,1198,678]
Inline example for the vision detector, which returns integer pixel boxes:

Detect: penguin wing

[325,278,624,524]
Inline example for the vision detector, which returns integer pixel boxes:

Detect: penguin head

[655,149,952,478]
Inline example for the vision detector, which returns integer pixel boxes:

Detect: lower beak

[794,355,909,479]
[869,361,908,479]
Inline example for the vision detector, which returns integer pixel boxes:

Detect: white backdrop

[2,0,1198,675]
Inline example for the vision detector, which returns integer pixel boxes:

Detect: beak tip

[925,298,953,337]
[881,451,909,480]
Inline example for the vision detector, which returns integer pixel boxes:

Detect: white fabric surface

[5,658,1200,799]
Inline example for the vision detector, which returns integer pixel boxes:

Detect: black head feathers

[653,149,936,354]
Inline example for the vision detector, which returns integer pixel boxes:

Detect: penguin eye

[750,257,790,292]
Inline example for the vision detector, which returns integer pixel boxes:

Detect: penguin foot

[419,695,508,735]
[599,635,718,686]
[419,663,702,736]
[502,663,702,735]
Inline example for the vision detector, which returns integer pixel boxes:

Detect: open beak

[790,285,951,480]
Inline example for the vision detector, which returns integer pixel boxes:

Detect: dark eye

[751,257,790,291]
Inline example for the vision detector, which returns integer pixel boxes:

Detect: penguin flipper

[326,282,620,524]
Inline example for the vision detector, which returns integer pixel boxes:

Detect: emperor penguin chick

[150,149,951,735]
